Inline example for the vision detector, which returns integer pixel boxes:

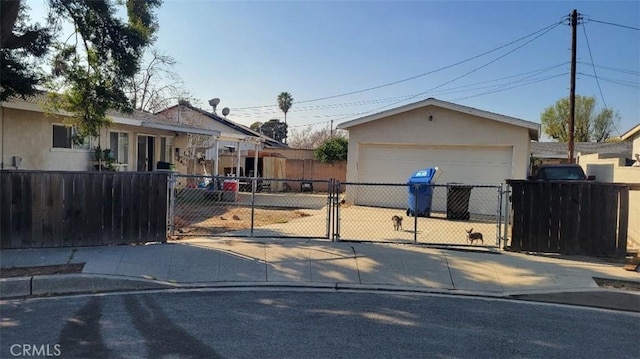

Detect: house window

[52,124,91,149]
[160,137,174,163]
[109,132,129,164]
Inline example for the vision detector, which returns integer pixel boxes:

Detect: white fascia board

[141,121,220,136]
[216,133,264,144]
[112,116,143,126]
[620,123,640,141]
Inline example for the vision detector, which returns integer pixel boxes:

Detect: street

[1,290,638,358]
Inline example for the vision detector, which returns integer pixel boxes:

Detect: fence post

[250,177,257,237]
[326,179,333,240]
[168,171,177,238]
[334,180,341,241]
[413,184,418,244]
[496,184,504,249]
[502,185,511,250]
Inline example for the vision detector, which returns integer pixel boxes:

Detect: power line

[233,20,565,111]
[577,61,640,76]
[577,73,640,88]
[335,21,563,121]
[233,62,569,118]
[586,18,640,31]
[453,73,568,101]
[582,23,608,109]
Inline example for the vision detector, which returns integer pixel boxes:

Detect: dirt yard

[172,204,313,237]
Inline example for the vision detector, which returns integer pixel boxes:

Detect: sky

[26,0,640,139]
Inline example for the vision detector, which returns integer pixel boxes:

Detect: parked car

[528,164,595,181]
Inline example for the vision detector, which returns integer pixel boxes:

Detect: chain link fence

[169,174,331,238]
[336,182,505,247]
[168,174,506,247]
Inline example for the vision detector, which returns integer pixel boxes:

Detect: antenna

[208,98,220,114]
[222,107,230,118]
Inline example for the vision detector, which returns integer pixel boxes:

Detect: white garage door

[353,144,512,215]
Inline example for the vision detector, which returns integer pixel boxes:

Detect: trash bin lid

[408,167,439,184]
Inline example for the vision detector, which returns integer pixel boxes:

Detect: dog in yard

[392,215,403,231]
[466,228,483,245]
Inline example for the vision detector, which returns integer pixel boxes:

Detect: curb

[1,274,176,299]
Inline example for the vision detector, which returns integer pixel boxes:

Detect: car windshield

[542,167,585,180]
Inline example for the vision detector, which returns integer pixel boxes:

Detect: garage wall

[345,106,531,184]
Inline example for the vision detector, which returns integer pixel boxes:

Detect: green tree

[0,0,52,101]
[249,121,262,132]
[314,137,348,163]
[258,119,287,143]
[541,95,619,142]
[1,0,162,139]
[277,91,293,143]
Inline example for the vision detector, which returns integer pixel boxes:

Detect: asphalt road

[1,290,638,359]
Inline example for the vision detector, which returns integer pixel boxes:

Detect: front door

[137,135,155,171]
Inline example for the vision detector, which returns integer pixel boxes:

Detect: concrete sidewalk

[1,238,639,311]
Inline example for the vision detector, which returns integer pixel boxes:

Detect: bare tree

[125,49,193,113]
[288,125,346,149]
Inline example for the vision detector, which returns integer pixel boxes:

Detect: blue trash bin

[407,168,438,217]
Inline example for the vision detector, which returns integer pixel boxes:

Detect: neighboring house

[576,123,640,251]
[621,123,640,164]
[157,101,287,178]
[531,141,632,166]
[0,94,218,172]
[336,97,539,213]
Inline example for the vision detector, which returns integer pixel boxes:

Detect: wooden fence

[507,180,630,258]
[0,171,169,249]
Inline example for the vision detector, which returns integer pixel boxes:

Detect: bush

[314,137,348,163]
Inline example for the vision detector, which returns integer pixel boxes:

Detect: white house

[336,97,540,213]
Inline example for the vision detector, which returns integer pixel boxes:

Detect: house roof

[336,97,540,140]
[620,123,640,142]
[158,103,289,149]
[531,141,632,159]
[1,93,220,136]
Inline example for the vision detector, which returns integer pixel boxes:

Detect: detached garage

[336,98,540,214]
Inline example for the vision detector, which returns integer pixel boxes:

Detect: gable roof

[531,141,632,159]
[1,93,219,136]
[336,97,540,140]
[620,123,640,141]
[158,103,288,149]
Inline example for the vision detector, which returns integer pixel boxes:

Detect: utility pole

[330,120,334,138]
[568,9,578,164]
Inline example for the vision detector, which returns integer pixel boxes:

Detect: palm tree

[277,92,293,143]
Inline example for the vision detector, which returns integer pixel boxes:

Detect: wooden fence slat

[139,173,151,243]
[577,184,592,256]
[62,173,74,247]
[48,173,64,248]
[10,173,24,248]
[548,183,561,252]
[1,172,12,249]
[122,173,136,244]
[509,182,523,250]
[102,174,114,246]
[112,174,124,244]
[617,186,629,258]
[31,174,44,247]
[601,186,619,257]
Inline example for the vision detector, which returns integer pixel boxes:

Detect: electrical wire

[577,62,640,76]
[586,18,640,31]
[581,23,608,109]
[577,73,640,88]
[232,62,570,117]
[329,21,563,122]
[233,20,565,111]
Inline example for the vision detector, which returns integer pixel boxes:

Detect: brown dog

[392,215,403,231]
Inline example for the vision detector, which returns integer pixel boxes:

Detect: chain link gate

[331,181,506,248]
[168,173,332,239]
[167,173,507,247]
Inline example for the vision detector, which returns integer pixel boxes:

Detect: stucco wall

[343,106,532,183]
[579,152,640,250]
[1,107,177,171]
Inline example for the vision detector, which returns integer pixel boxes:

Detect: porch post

[236,140,241,177]
[214,138,219,177]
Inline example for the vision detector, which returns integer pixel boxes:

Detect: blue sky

[28,0,640,139]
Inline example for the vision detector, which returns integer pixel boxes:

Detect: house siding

[345,106,531,183]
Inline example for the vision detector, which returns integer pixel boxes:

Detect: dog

[392,215,403,231]
[466,228,483,245]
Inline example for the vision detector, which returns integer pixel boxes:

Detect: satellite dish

[208,98,220,114]
[222,107,230,117]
